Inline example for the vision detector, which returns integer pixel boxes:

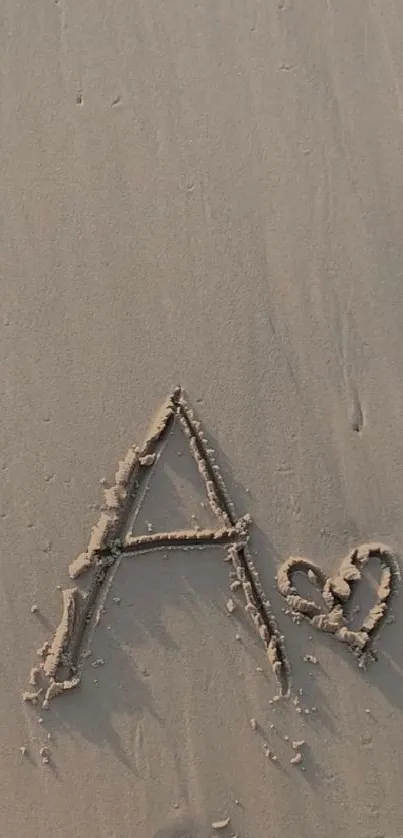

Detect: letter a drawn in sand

[24,387,290,709]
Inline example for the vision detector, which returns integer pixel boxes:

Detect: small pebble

[42,757,50,765]
[212,816,231,829]
[112,597,121,604]
[31,604,39,614]
[235,634,241,642]
[39,747,50,758]
[290,752,302,765]
[29,666,41,686]
[250,718,257,731]
[303,654,318,664]
[304,708,310,715]
[256,667,263,673]
[38,717,44,725]
[20,746,27,756]
[226,598,236,614]
[92,658,105,668]
[22,690,42,704]
[292,740,305,750]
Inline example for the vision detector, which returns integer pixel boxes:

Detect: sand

[2,1,403,836]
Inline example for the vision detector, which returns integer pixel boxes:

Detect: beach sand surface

[1,1,403,836]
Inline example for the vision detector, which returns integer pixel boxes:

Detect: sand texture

[2,1,403,836]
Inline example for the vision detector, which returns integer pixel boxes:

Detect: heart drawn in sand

[276,542,400,663]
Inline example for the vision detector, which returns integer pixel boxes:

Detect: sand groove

[25,387,290,705]
[277,542,400,664]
